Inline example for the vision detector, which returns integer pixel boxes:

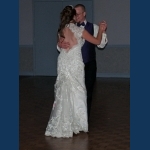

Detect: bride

[45,5,106,138]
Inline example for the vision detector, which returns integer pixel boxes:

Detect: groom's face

[75,6,86,23]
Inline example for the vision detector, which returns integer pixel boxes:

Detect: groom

[57,4,108,122]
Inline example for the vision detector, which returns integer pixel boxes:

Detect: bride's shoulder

[68,23,81,30]
[66,23,84,37]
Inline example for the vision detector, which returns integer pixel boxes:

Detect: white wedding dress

[45,23,88,138]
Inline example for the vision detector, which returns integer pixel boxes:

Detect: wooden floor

[20,76,130,150]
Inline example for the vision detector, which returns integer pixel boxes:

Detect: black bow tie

[77,22,85,27]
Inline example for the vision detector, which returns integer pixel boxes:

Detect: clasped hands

[99,20,107,32]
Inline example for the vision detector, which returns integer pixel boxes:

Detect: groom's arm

[57,37,70,51]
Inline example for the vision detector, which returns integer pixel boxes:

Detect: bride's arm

[93,23,108,48]
[82,22,106,45]
[82,29,102,45]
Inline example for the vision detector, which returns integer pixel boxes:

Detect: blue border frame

[0,1,19,149]
[130,1,150,149]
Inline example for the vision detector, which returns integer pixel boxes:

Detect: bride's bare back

[63,27,78,50]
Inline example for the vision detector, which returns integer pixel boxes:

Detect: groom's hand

[58,37,70,49]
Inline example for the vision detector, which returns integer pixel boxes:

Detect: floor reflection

[45,132,89,150]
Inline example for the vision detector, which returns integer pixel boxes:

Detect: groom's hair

[74,4,86,12]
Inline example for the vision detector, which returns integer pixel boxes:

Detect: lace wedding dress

[45,23,88,138]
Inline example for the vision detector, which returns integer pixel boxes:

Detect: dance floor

[20,76,130,150]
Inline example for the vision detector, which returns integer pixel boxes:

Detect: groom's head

[74,4,86,23]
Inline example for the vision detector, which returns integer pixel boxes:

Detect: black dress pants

[84,60,97,121]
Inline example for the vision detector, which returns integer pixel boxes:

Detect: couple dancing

[45,4,108,138]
